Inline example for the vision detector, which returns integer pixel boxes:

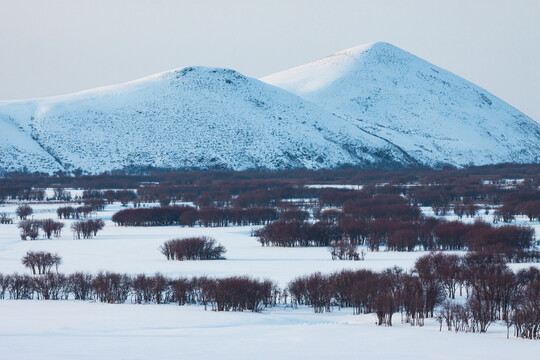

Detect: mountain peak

[262,43,540,167]
[338,41,401,55]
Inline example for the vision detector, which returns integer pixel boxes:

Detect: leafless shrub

[160,237,226,261]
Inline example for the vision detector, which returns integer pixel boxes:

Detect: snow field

[0,198,538,359]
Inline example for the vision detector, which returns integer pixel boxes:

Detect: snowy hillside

[0,114,62,175]
[262,42,540,167]
[0,66,411,174]
[1,43,539,174]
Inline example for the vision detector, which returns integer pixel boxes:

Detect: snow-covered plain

[0,199,538,359]
[1,301,537,360]
[0,201,434,285]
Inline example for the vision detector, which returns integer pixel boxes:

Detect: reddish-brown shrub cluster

[288,267,439,326]
[314,209,342,223]
[430,254,540,338]
[256,215,535,260]
[102,190,138,205]
[112,206,277,227]
[494,199,540,223]
[255,220,342,247]
[342,194,421,221]
[111,206,196,226]
[279,209,310,222]
[160,237,226,260]
[287,253,539,337]
[83,198,106,212]
[187,207,278,227]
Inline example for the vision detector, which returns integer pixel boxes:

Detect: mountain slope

[0,114,63,175]
[262,42,540,167]
[0,66,412,174]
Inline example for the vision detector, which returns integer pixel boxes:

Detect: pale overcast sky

[1,0,539,122]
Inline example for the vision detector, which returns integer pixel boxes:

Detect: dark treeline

[255,216,537,262]
[112,206,277,227]
[111,206,196,226]
[0,272,277,313]
[1,164,539,208]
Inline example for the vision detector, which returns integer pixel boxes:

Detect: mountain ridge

[0,65,411,174]
[0,42,538,175]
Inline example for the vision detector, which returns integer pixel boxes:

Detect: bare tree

[18,220,41,240]
[21,251,62,275]
[40,219,65,239]
[16,205,33,220]
[0,213,13,224]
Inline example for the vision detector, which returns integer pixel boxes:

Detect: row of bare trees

[0,272,277,312]
[184,207,278,227]
[17,218,103,240]
[255,216,536,259]
[57,205,95,219]
[2,250,539,338]
[287,253,540,339]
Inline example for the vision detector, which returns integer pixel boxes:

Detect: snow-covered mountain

[1,43,538,174]
[0,66,411,174]
[262,42,540,167]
